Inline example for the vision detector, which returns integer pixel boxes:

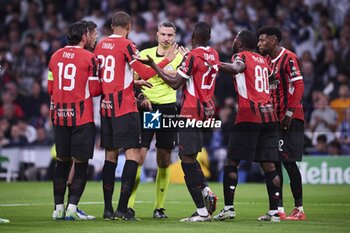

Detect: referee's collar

[156,49,165,58]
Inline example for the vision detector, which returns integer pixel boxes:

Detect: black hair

[159,21,177,32]
[258,25,282,42]
[317,134,327,143]
[111,11,131,28]
[80,20,97,31]
[193,22,211,44]
[237,30,257,50]
[67,21,88,45]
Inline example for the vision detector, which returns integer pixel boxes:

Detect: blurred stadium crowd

[0,0,349,180]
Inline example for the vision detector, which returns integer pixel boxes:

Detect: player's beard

[84,42,96,51]
[258,47,268,56]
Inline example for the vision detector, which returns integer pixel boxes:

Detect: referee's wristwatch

[138,93,145,102]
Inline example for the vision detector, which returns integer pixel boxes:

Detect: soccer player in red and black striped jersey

[93,11,177,221]
[138,22,220,222]
[258,25,306,220]
[214,30,281,222]
[48,21,101,220]
[64,20,98,220]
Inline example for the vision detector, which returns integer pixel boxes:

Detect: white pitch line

[0,201,349,207]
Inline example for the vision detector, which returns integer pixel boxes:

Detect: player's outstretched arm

[131,43,179,80]
[137,55,185,90]
[219,61,245,74]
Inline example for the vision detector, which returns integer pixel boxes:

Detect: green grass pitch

[0,182,349,233]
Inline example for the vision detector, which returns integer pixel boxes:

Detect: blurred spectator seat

[0,147,52,181]
[0,149,21,182]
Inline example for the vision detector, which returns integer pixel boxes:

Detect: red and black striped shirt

[94,35,170,118]
[177,46,220,120]
[48,46,101,126]
[232,51,277,124]
[266,47,304,122]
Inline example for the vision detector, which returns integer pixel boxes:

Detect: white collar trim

[197,46,211,51]
[109,34,123,38]
[271,47,285,63]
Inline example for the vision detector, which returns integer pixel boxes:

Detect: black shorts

[278,119,304,162]
[53,122,96,161]
[100,112,141,150]
[141,103,177,149]
[227,122,279,162]
[178,127,203,156]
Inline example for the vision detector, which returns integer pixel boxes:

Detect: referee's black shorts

[227,122,279,162]
[278,119,304,162]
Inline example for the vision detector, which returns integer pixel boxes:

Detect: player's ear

[82,33,87,43]
[237,39,242,48]
[272,36,279,46]
[156,31,159,42]
[126,22,131,32]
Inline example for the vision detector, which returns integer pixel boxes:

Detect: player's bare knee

[157,159,170,168]
[260,162,276,172]
[57,156,71,162]
[226,159,239,167]
[125,148,141,163]
[73,157,88,163]
[179,154,196,163]
[272,175,281,187]
[105,149,119,163]
[157,149,171,168]
[229,172,238,180]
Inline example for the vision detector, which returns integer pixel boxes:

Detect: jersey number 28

[97,55,115,83]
